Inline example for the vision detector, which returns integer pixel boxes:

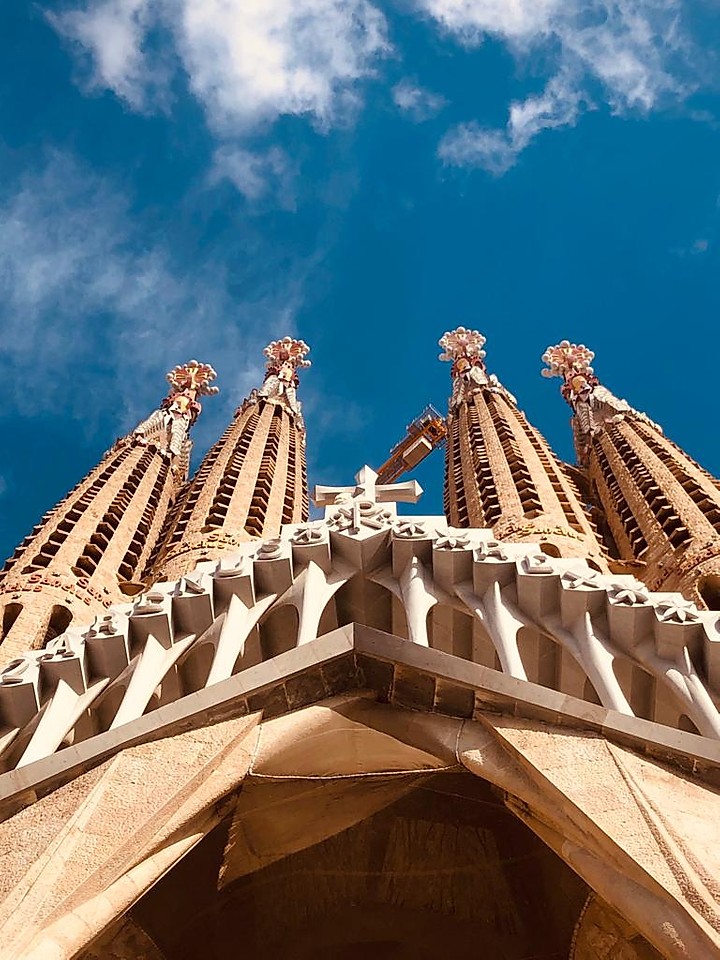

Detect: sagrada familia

[0,329,718,960]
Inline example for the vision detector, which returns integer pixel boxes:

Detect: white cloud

[0,153,302,441]
[423,0,696,172]
[440,71,583,173]
[50,0,703,177]
[52,0,390,132]
[48,0,169,111]
[420,0,564,43]
[392,80,446,121]
[210,145,295,207]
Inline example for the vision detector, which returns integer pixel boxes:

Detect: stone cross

[314,466,422,533]
[314,466,422,507]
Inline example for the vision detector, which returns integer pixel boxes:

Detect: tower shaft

[0,445,177,658]
[154,399,308,580]
[0,361,218,661]
[154,338,310,581]
[543,341,720,604]
[441,328,607,565]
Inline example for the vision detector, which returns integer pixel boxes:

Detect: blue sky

[2,0,720,558]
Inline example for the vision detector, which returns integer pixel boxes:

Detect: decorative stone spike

[0,515,720,764]
[263,337,311,372]
[137,359,219,459]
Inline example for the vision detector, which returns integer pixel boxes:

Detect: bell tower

[440,327,607,565]
[153,337,310,581]
[542,340,720,605]
[0,360,218,661]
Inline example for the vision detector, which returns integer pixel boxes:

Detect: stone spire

[0,361,217,661]
[440,327,607,565]
[543,340,720,604]
[153,337,311,580]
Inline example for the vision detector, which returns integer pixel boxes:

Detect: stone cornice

[1,511,719,779]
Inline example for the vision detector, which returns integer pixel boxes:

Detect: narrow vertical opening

[582,678,602,706]
[1,602,23,642]
[42,605,73,647]
[698,575,720,611]
[539,543,561,558]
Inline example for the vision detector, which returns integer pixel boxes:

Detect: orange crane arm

[376,405,447,484]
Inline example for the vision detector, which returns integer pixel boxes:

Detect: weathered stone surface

[571,894,663,960]
[103,772,592,960]
[0,714,259,959]
[78,916,165,960]
[0,762,110,906]
[462,712,720,959]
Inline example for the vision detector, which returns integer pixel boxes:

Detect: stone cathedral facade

[0,331,719,959]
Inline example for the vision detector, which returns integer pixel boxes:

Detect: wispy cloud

[392,80,446,122]
[0,152,303,444]
[209,145,296,207]
[51,0,390,133]
[440,71,583,174]
[51,0,704,179]
[48,0,172,111]
[424,0,699,172]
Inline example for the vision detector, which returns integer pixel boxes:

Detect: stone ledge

[2,622,719,820]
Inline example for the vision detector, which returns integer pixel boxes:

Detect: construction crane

[376,404,447,484]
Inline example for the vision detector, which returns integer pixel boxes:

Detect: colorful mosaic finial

[541,341,595,382]
[542,339,662,464]
[541,341,599,410]
[248,337,311,429]
[439,327,487,369]
[264,337,311,377]
[166,360,220,397]
[133,361,219,462]
[437,327,517,408]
